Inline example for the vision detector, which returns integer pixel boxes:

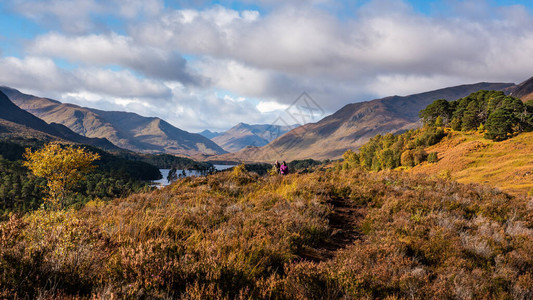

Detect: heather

[1,167,531,298]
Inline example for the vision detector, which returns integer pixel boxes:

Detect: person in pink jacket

[280,161,289,175]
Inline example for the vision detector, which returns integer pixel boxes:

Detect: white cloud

[73,68,170,98]
[0,56,171,99]
[0,56,75,92]
[29,32,201,84]
[257,101,289,113]
[3,0,533,132]
[128,1,533,106]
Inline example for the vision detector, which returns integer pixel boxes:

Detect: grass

[1,166,532,298]
[411,131,533,196]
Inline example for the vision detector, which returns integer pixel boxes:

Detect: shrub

[413,148,428,165]
[427,152,438,163]
[1,168,532,298]
[401,150,415,167]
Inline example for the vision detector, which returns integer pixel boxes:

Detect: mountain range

[0,90,119,150]
[208,122,298,153]
[213,81,523,162]
[0,87,226,156]
[3,75,533,161]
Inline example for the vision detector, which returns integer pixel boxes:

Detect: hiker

[274,160,281,174]
[280,161,289,175]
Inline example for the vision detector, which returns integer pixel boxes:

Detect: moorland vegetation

[1,166,531,298]
[0,90,532,298]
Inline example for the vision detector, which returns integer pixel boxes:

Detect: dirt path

[300,197,366,261]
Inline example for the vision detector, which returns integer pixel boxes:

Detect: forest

[119,152,215,170]
[419,90,533,141]
[342,90,533,172]
[0,140,160,217]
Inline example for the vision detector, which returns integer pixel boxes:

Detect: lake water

[153,164,236,187]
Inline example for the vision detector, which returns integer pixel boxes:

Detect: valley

[0,80,532,298]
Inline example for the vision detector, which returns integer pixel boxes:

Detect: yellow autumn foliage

[23,142,100,209]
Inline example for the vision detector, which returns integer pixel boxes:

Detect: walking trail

[300,197,366,261]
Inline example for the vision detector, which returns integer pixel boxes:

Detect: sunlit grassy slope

[410,130,533,196]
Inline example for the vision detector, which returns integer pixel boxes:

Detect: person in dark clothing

[274,160,281,174]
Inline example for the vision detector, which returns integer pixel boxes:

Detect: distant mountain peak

[198,129,222,139]
[211,123,299,153]
[0,87,226,156]
[0,90,120,150]
[213,81,518,162]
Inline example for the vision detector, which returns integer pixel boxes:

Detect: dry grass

[410,131,533,197]
[1,168,532,298]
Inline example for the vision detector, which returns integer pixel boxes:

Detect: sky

[1,0,533,132]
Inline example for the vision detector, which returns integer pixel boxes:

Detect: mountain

[198,129,222,139]
[214,81,516,162]
[509,76,533,101]
[0,87,226,156]
[0,89,65,138]
[47,123,121,150]
[211,122,298,153]
[0,90,118,150]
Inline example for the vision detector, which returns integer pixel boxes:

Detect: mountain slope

[410,131,533,196]
[221,82,515,162]
[0,118,58,142]
[0,90,118,149]
[509,76,533,101]
[0,87,226,156]
[211,122,298,152]
[0,89,65,137]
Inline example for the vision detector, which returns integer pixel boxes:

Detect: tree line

[119,153,214,170]
[342,90,533,171]
[342,126,445,171]
[419,90,533,141]
[0,141,160,217]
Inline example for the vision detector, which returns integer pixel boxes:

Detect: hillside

[211,122,298,152]
[217,82,515,162]
[0,91,119,150]
[0,119,57,142]
[0,87,226,156]
[509,76,533,101]
[410,131,533,196]
[0,89,67,138]
[2,167,531,298]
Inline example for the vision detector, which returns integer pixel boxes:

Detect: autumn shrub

[400,150,415,167]
[326,172,532,299]
[0,210,112,298]
[427,151,438,163]
[1,168,532,298]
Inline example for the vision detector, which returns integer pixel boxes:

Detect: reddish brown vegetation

[1,168,532,298]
